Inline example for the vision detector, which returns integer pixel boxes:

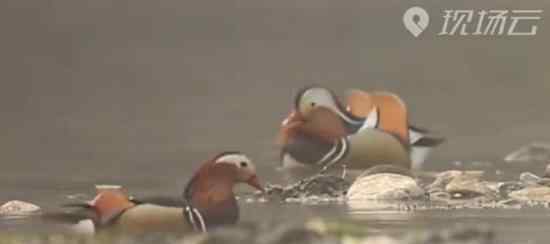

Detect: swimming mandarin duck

[50,152,263,234]
[278,86,443,171]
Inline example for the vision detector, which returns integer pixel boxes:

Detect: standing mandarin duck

[48,152,263,235]
[281,86,444,170]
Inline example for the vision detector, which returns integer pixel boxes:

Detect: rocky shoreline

[261,165,550,210]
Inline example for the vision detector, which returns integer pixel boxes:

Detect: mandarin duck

[281,86,443,170]
[278,105,410,175]
[48,152,263,235]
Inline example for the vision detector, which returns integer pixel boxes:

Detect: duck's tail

[409,125,445,169]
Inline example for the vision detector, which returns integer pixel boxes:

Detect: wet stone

[425,170,464,194]
[444,173,498,200]
[0,200,41,217]
[497,181,525,199]
[346,173,425,201]
[519,172,542,186]
[265,174,351,201]
[508,186,550,203]
[425,170,500,203]
[505,142,550,164]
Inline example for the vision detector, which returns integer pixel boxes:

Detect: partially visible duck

[278,106,410,173]
[285,86,444,169]
[49,152,263,235]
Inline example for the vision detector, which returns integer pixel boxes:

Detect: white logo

[439,10,542,36]
[403,7,543,37]
[403,7,430,37]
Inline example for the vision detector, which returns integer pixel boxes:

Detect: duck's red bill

[246,175,264,192]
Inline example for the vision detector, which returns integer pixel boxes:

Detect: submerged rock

[519,172,542,185]
[306,218,494,244]
[346,173,425,201]
[505,142,550,164]
[0,200,41,217]
[401,225,494,244]
[518,171,550,187]
[178,222,334,244]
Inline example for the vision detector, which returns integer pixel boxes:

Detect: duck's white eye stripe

[215,154,250,164]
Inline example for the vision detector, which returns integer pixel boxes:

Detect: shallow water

[1,0,550,243]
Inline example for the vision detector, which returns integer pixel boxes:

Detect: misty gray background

[1,0,549,205]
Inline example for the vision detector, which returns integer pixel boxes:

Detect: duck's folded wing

[130,196,206,232]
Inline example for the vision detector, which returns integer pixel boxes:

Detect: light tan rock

[509,186,550,202]
[445,172,496,198]
[0,200,41,216]
[346,173,424,201]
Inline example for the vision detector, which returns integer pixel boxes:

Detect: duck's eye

[240,161,248,167]
[310,102,316,107]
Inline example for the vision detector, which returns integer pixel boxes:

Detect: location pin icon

[403,7,429,37]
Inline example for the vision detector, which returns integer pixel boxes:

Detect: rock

[0,200,41,216]
[508,186,550,202]
[505,142,550,163]
[266,174,350,202]
[426,171,494,199]
[346,173,425,201]
[178,222,334,244]
[497,181,525,199]
[425,170,465,194]
[519,172,542,185]
[517,172,550,187]
[445,172,497,200]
